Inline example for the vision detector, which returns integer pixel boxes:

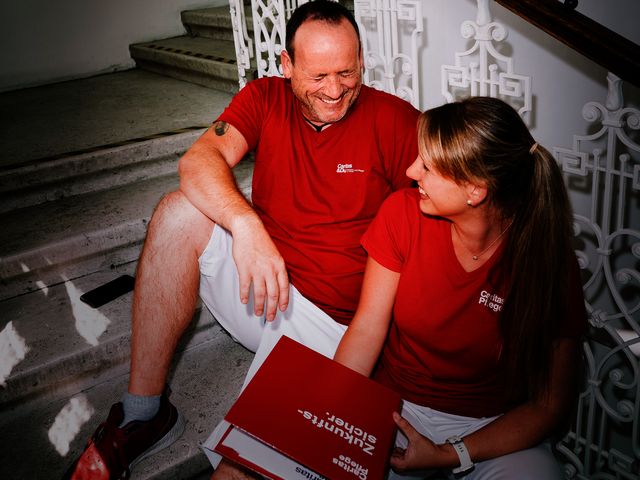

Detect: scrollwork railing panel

[553,72,640,480]
[230,0,254,90]
[252,0,288,78]
[441,0,532,118]
[355,0,423,108]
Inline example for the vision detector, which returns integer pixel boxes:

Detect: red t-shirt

[218,77,420,324]
[362,189,588,418]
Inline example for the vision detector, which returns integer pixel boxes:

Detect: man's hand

[390,412,453,473]
[231,215,289,321]
[179,122,289,321]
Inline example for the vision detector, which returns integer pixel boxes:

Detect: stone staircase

[130,5,257,94]
[0,5,258,480]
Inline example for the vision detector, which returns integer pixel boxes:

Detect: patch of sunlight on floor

[63,277,111,346]
[36,280,49,296]
[20,262,50,295]
[49,394,95,456]
[0,321,31,385]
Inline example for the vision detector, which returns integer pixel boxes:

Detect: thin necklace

[452,218,514,260]
[302,115,331,133]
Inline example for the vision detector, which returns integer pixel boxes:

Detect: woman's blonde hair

[418,97,575,401]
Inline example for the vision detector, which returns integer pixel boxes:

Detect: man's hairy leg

[129,190,214,396]
[211,458,263,480]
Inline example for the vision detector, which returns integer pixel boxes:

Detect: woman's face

[406,154,472,218]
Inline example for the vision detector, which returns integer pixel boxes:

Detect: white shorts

[390,401,564,480]
[198,225,347,467]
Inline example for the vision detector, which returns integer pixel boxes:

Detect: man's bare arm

[178,121,289,320]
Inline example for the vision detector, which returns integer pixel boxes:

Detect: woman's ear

[467,183,487,206]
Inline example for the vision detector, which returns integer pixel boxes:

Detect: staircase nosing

[141,44,239,65]
[0,124,210,174]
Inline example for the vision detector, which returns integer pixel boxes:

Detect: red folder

[214,335,402,480]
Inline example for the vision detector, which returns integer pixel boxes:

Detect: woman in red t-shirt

[334,97,587,479]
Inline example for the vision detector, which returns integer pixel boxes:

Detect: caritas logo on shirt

[479,291,504,312]
[336,164,364,173]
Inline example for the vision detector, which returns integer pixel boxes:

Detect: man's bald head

[285,0,360,65]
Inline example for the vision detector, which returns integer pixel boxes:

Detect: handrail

[493,0,640,88]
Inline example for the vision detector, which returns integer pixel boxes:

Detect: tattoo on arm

[212,121,230,137]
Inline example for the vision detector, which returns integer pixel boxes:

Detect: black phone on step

[79,275,136,308]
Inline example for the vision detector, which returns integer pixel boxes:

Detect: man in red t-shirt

[62,2,420,480]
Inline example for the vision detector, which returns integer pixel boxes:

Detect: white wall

[0,0,229,93]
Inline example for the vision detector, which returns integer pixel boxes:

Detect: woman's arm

[333,256,400,377]
[390,336,582,472]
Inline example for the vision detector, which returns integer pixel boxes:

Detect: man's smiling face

[282,18,363,126]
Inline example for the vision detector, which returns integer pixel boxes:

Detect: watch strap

[446,435,474,474]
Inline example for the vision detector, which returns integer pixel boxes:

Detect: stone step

[0,69,235,169]
[0,172,174,302]
[130,36,256,94]
[0,300,253,479]
[0,262,212,418]
[0,128,206,214]
[0,155,254,302]
[0,68,238,216]
[182,5,255,42]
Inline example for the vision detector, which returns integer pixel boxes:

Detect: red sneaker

[62,393,185,479]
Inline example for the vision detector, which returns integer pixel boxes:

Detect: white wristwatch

[445,435,474,474]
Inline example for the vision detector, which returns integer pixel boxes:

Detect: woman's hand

[389,412,456,472]
[390,337,583,473]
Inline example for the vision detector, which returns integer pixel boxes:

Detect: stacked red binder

[215,335,402,480]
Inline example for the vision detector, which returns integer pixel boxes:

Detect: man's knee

[153,190,201,225]
[147,190,214,256]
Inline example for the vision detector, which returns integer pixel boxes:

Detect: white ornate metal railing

[251,0,288,79]
[229,0,286,88]
[441,0,532,118]
[229,0,255,89]
[229,0,423,109]
[354,0,422,108]
[553,72,640,480]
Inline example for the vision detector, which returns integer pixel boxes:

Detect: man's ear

[281,50,293,79]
